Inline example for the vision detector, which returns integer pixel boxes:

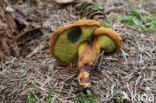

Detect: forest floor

[0,0,156,103]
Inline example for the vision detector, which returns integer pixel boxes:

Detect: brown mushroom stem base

[77,39,99,87]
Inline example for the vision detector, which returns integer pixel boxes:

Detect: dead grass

[0,0,156,103]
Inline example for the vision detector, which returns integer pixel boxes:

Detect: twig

[41,69,58,88]
[121,49,128,64]
[98,50,104,70]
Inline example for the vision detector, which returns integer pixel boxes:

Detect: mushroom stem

[77,35,116,87]
[78,69,90,87]
[77,39,99,87]
[78,40,99,68]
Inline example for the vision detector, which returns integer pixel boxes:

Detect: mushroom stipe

[49,20,122,87]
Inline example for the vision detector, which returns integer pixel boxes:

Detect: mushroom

[49,20,122,87]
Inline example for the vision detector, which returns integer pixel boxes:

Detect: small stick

[121,49,128,64]
[98,50,104,70]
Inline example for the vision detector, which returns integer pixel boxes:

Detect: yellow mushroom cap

[94,27,122,56]
[50,20,101,66]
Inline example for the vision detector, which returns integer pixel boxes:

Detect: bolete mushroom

[50,20,122,87]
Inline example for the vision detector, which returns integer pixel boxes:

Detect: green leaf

[127,10,141,19]
[87,90,92,98]
[27,92,37,103]
[47,89,52,103]
[92,1,102,9]
[54,101,59,103]
[117,9,156,33]
[77,91,98,103]
[113,97,124,103]
[30,80,36,88]
[103,23,111,28]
